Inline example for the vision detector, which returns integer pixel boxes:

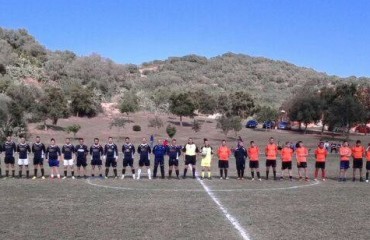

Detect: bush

[65,124,81,137]
[166,124,176,138]
[132,125,141,131]
[192,120,202,132]
[109,117,127,129]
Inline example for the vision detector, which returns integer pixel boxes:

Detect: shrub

[65,124,81,137]
[192,120,202,132]
[166,124,176,138]
[132,125,141,132]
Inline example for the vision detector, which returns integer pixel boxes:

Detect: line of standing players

[1,135,370,182]
[0,135,187,180]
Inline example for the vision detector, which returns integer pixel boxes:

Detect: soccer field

[1,154,369,240]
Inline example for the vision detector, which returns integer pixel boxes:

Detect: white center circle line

[85,178,320,192]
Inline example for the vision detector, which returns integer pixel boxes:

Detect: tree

[65,124,81,138]
[189,90,218,115]
[230,116,242,136]
[192,120,202,132]
[34,87,70,128]
[318,87,337,134]
[169,92,196,126]
[150,88,172,114]
[70,84,101,117]
[217,93,232,115]
[288,96,321,133]
[255,106,279,122]
[44,50,76,81]
[326,95,367,138]
[6,84,41,116]
[229,91,256,118]
[109,117,127,134]
[119,91,139,120]
[0,94,27,139]
[148,116,164,129]
[216,115,233,136]
[166,124,177,138]
[318,83,367,136]
[356,84,370,122]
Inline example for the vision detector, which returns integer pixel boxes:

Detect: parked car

[262,121,275,129]
[277,121,291,130]
[355,125,370,134]
[246,120,258,128]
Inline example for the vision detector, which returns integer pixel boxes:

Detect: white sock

[57,174,60,178]
[147,169,151,178]
[51,174,54,178]
[138,169,141,178]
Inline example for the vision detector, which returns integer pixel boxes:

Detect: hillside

[138,54,344,108]
[1,27,370,109]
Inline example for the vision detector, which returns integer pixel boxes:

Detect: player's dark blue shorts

[91,159,102,166]
[169,158,179,167]
[33,158,44,165]
[123,158,134,167]
[4,156,15,164]
[77,159,87,167]
[49,159,59,167]
[139,159,150,167]
[340,161,350,170]
[105,158,117,168]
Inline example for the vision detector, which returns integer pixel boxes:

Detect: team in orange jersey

[280,142,294,180]
[351,140,365,182]
[339,141,351,182]
[366,143,370,183]
[314,142,328,181]
[248,141,261,181]
[265,137,279,180]
[217,140,232,180]
[296,141,309,181]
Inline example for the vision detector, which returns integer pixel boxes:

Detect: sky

[0,0,370,77]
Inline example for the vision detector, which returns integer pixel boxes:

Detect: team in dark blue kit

[3,136,17,178]
[75,138,88,178]
[167,139,182,179]
[90,138,104,178]
[137,137,151,179]
[32,136,46,179]
[16,136,31,178]
[104,137,118,179]
[62,138,75,179]
[121,137,136,179]
[45,138,61,179]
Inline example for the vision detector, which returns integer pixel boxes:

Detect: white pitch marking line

[85,178,320,192]
[212,180,320,192]
[196,176,252,240]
